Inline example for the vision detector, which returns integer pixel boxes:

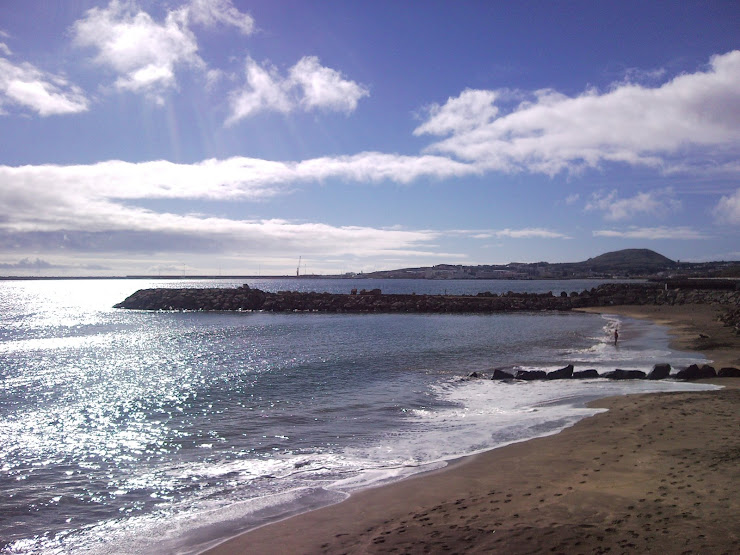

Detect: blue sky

[1,0,738,276]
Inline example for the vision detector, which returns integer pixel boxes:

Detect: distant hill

[578,249,676,273]
[360,248,696,279]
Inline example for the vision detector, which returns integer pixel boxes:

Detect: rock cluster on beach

[469,362,740,382]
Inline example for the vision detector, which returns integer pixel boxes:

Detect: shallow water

[0,278,715,554]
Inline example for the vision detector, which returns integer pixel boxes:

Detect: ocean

[0,278,717,554]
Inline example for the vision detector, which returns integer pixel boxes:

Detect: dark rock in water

[516,370,547,381]
[675,364,717,380]
[647,363,671,380]
[492,368,516,380]
[572,369,599,379]
[604,369,646,380]
[547,364,574,380]
[468,371,481,379]
[718,367,740,377]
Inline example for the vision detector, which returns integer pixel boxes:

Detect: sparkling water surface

[0,278,716,554]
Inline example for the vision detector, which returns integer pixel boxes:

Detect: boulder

[515,370,547,381]
[467,371,482,379]
[647,363,671,380]
[699,364,717,377]
[492,368,515,380]
[547,364,574,380]
[675,364,717,380]
[604,369,646,380]
[573,369,600,379]
[718,367,740,378]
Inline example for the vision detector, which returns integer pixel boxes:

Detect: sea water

[0,278,717,554]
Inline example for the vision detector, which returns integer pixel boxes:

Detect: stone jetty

[114,281,739,316]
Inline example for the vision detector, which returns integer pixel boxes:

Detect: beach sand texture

[207,305,740,554]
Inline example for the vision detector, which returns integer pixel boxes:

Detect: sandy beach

[206,304,740,554]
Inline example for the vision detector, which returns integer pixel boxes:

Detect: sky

[0,0,739,276]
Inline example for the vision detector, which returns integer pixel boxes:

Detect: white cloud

[0,204,442,260]
[494,228,570,239]
[414,89,499,136]
[0,153,478,259]
[70,0,256,103]
[227,58,293,122]
[290,56,369,113]
[70,2,365,116]
[0,56,89,116]
[585,188,681,221]
[564,193,580,205]
[185,0,254,35]
[593,226,710,240]
[0,190,441,261]
[72,0,203,100]
[415,51,740,176]
[69,0,366,119]
[0,154,477,208]
[294,152,477,183]
[452,228,569,239]
[227,56,368,123]
[713,188,740,225]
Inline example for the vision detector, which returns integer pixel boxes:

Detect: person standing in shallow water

[614,329,619,345]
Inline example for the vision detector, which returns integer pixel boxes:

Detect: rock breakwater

[114,282,739,316]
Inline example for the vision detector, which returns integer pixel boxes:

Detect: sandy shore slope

[206,305,740,554]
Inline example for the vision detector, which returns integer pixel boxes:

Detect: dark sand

[206,304,740,554]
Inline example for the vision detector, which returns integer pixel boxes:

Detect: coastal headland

[204,303,740,555]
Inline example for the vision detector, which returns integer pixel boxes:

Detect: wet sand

[206,304,740,554]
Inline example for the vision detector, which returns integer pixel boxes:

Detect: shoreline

[576,304,740,370]
[204,305,739,554]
